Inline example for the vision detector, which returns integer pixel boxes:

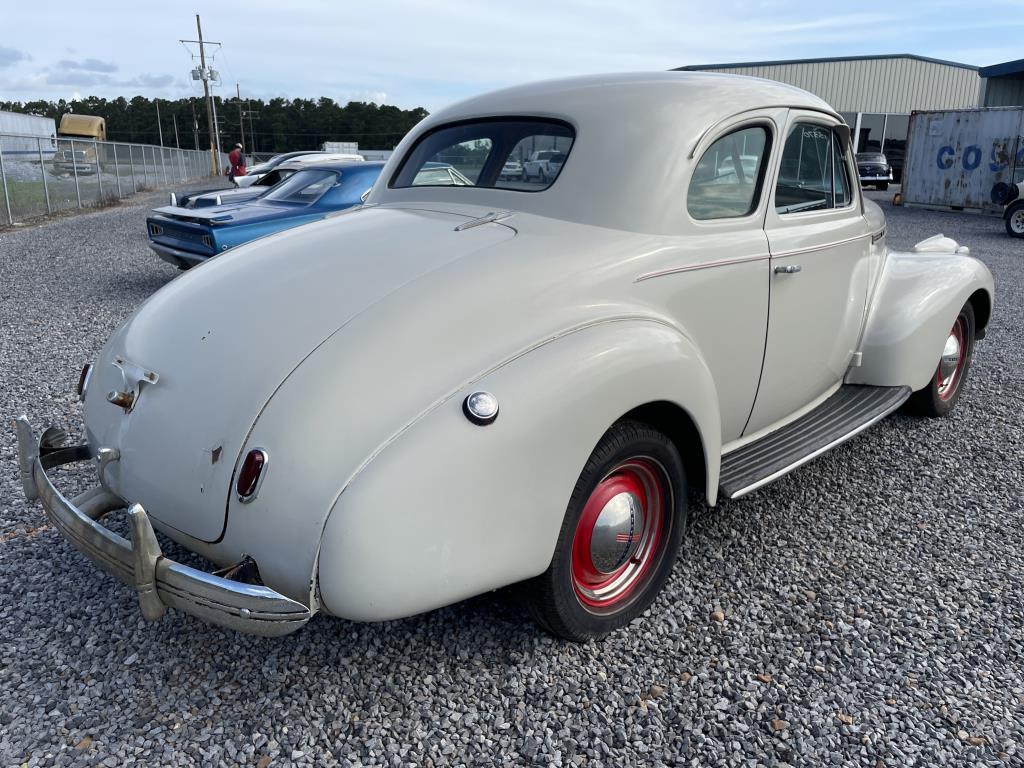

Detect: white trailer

[321,140,360,155]
[0,110,57,158]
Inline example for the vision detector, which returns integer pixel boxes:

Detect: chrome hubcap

[938,333,961,383]
[936,317,966,401]
[589,491,643,573]
[1012,210,1024,233]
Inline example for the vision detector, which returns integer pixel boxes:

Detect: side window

[775,123,851,214]
[687,126,768,220]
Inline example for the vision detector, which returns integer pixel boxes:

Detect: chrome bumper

[14,416,311,637]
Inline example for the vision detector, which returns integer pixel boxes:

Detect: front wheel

[1006,202,1024,238]
[904,301,975,417]
[521,421,687,641]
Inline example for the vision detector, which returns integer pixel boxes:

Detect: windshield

[263,169,339,203]
[392,118,575,192]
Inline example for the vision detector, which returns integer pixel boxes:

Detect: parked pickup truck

[522,149,567,183]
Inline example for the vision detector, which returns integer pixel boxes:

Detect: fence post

[70,139,83,209]
[0,141,12,226]
[94,139,103,202]
[37,137,51,215]
[113,143,122,198]
[128,144,137,193]
[142,145,150,188]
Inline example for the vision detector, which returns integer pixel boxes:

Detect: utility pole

[181,14,221,174]
[236,83,245,155]
[172,113,181,149]
[155,99,164,146]
[190,101,199,150]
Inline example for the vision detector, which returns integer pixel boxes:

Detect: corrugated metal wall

[982,78,1024,107]
[686,58,980,113]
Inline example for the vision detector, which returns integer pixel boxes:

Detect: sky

[0,0,1020,111]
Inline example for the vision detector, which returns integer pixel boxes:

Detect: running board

[720,385,911,500]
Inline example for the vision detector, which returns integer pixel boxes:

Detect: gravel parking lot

[1,188,1021,767]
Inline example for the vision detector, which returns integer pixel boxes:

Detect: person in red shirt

[228,143,246,181]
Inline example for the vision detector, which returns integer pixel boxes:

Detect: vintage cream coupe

[16,73,994,640]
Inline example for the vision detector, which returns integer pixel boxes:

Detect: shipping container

[0,110,57,157]
[902,107,1024,213]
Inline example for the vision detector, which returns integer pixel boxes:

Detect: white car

[234,152,364,187]
[522,149,567,183]
[17,72,993,640]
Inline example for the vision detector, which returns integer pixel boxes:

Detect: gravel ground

[0,188,1021,767]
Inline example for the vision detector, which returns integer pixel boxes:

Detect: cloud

[46,70,110,87]
[0,46,28,69]
[57,57,119,73]
[134,73,174,88]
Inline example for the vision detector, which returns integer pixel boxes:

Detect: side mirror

[215,195,223,206]
[169,192,177,207]
[360,188,371,203]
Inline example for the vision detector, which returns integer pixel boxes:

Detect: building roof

[676,53,978,72]
[979,59,1024,79]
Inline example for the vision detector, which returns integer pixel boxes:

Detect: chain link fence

[0,133,216,226]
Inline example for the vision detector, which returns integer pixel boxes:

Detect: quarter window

[775,123,852,214]
[687,126,769,220]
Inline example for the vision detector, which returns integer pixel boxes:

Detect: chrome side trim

[688,103,843,158]
[768,232,871,260]
[726,389,910,500]
[635,253,769,283]
[13,416,312,637]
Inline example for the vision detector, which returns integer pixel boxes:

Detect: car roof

[277,160,386,173]
[370,72,844,235]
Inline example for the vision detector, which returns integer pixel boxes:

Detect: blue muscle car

[146,161,384,269]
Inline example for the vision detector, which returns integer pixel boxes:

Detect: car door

[744,114,870,435]
[648,117,779,442]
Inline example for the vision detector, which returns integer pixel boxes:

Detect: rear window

[263,169,339,203]
[391,119,575,192]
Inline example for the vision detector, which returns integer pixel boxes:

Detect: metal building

[979,59,1024,107]
[674,54,981,178]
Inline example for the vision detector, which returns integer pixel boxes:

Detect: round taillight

[77,364,93,401]
[236,449,268,503]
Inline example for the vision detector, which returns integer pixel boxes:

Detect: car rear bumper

[858,173,893,182]
[14,415,312,637]
[149,241,210,269]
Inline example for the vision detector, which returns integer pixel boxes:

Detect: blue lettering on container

[963,145,982,171]
[937,146,955,169]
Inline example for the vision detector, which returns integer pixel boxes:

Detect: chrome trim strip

[635,253,769,282]
[689,103,843,158]
[768,232,871,260]
[726,388,910,500]
[13,416,312,637]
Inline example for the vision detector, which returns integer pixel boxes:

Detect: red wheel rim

[570,457,670,613]
[936,316,966,401]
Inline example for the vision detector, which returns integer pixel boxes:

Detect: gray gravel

[1,188,1022,767]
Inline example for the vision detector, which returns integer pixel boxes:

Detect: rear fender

[847,243,994,391]
[316,319,721,621]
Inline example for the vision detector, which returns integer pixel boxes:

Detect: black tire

[1005,202,1024,238]
[904,301,975,417]
[521,420,687,641]
[878,182,889,191]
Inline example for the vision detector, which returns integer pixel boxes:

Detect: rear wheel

[878,182,889,191]
[1006,202,1024,238]
[522,421,687,641]
[904,301,975,417]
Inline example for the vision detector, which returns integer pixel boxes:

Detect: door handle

[774,264,802,274]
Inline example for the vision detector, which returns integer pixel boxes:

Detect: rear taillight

[236,449,268,503]
[76,364,93,401]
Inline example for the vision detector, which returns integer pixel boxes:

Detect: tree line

[0,95,429,153]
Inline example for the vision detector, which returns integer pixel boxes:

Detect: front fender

[847,248,993,390]
[317,319,721,622]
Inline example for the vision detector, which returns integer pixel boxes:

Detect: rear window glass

[688,126,769,220]
[264,169,338,203]
[391,119,575,192]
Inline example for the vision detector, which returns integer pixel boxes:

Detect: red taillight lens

[76,364,93,400]
[236,449,268,502]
